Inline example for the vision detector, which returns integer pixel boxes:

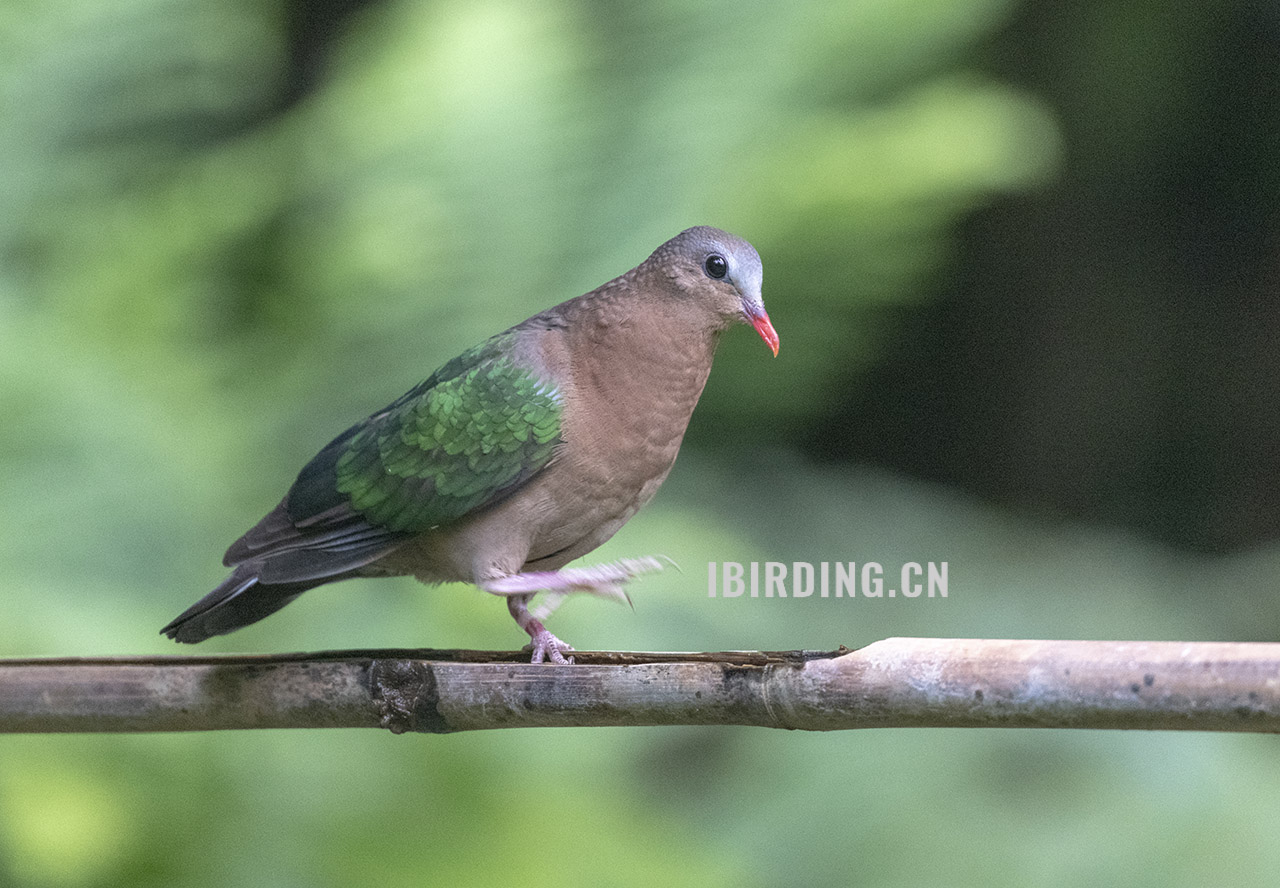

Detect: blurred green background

[4,0,1280,884]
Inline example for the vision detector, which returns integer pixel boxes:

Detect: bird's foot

[482,556,667,607]
[485,558,670,663]
[507,595,574,665]
[527,627,575,665]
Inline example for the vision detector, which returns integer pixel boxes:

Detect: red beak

[751,311,780,357]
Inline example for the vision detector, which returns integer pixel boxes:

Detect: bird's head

[651,226,779,356]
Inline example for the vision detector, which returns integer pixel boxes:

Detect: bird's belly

[521,455,674,569]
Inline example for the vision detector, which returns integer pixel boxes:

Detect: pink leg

[507,595,574,665]
[483,556,665,604]
[482,557,667,664]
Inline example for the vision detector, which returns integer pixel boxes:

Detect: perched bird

[162,226,778,663]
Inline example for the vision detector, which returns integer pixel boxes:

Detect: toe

[528,630,575,665]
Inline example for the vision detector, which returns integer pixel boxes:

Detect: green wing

[311,334,562,534]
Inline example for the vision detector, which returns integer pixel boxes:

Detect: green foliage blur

[3,0,1279,886]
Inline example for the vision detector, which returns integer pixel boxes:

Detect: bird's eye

[704,254,728,280]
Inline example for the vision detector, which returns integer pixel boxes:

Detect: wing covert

[332,339,563,533]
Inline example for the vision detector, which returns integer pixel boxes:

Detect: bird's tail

[160,564,317,643]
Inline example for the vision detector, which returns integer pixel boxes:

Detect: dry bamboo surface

[1,638,1276,734]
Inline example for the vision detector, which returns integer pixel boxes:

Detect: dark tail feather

[161,564,318,643]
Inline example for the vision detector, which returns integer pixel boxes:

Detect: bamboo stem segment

[0,639,1276,734]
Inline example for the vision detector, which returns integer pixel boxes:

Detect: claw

[506,594,576,665]
[528,627,575,665]
[488,558,667,664]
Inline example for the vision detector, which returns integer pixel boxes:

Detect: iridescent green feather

[332,333,563,534]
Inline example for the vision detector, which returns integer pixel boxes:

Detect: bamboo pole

[0,639,1277,734]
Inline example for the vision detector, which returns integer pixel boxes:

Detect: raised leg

[482,556,666,603]
[480,557,668,664]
